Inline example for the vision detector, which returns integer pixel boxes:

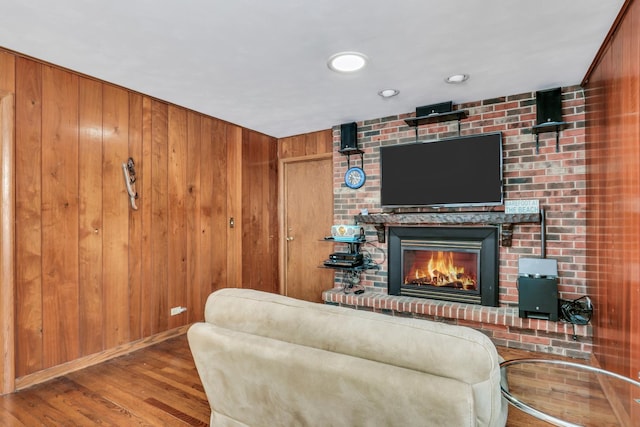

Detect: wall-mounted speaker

[535,87,563,124]
[416,101,453,118]
[340,122,358,152]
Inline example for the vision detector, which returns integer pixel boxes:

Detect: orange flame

[405,251,477,290]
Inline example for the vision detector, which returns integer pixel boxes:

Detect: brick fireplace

[324,86,592,359]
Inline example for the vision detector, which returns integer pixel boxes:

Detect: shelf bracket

[500,223,514,247]
[532,122,568,154]
[404,108,468,142]
[374,224,385,243]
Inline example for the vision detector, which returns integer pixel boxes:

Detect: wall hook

[122,157,138,210]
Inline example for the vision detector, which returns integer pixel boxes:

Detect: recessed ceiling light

[328,52,368,73]
[445,74,469,84]
[378,89,400,98]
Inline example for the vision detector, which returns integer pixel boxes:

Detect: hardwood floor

[0,335,631,426]
[0,336,210,426]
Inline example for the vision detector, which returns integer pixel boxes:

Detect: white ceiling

[0,0,625,138]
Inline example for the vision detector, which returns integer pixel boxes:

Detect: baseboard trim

[14,325,190,392]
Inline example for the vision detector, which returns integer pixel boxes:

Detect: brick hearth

[323,288,592,359]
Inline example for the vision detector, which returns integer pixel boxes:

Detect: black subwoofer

[517,257,559,321]
[518,277,559,321]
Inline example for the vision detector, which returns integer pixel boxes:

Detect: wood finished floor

[0,335,628,426]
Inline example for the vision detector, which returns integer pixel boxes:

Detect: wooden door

[281,154,333,302]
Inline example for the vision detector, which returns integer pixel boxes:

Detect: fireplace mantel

[354,211,541,246]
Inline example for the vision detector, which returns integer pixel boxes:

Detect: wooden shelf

[338,148,364,155]
[531,121,569,135]
[355,212,540,225]
[404,110,468,127]
[354,211,541,246]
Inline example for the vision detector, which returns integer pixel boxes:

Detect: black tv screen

[380,133,503,208]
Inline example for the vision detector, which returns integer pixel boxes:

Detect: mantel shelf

[355,212,540,225]
[354,212,541,246]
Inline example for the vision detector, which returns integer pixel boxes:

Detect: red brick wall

[328,87,591,356]
[332,86,587,305]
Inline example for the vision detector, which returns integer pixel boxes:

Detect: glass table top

[500,358,640,427]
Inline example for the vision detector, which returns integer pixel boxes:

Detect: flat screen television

[380,132,503,208]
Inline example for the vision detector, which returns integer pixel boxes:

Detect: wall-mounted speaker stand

[532,87,568,153]
[338,122,366,189]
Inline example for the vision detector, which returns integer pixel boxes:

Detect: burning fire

[405,251,477,290]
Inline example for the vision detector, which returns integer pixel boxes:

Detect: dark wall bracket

[532,122,568,153]
[404,101,468,141]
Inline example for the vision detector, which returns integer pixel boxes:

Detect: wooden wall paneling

[595,46,615,367]
[14,57,43,378]
[615,13,632,377]
[585,0,640,419]
[628,6,640,418]
[167,106,188,329]
[127,93,144,341]
[241,130,278,292]
[608,52,625,370]
[312,129,334,155]
[0,49,16,394]
[244,130,259,290]
[608,30,626,371]
[210,119,228,294]
[600,52,616,366]
[198,117,214,315]
[102,85,131,348]
[226,124,243,288]
[139,96,154,338]
[77,77,104,356]
[277,129,333,159]
[186,112,202,323]
[41,65,80,368]
[5,47,283,382]
[267,134,279,291]
[619,12,635,381]
[242,129,261,290]
[277,134,301,158]
[0,50,15,91]
[0,92,15,394]
[621,4,640,418]
[586,64,608,360]
[150,100,169,333]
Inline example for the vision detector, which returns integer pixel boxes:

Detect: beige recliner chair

[188,288,508,426]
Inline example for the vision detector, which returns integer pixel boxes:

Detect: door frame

[0,91,15,394]
[278,153,333,296]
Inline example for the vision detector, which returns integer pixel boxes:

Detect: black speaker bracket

[339,148,364,169]
[532,121,568,153]
[404,109,468,141]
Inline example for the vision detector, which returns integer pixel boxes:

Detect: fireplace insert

[388,227,499,306]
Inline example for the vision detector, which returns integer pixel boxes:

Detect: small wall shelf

[404,110,468,138]
[404,110,468,127]
[338,148,364,167]
[532,121,568,153]
[322,237,377,269]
